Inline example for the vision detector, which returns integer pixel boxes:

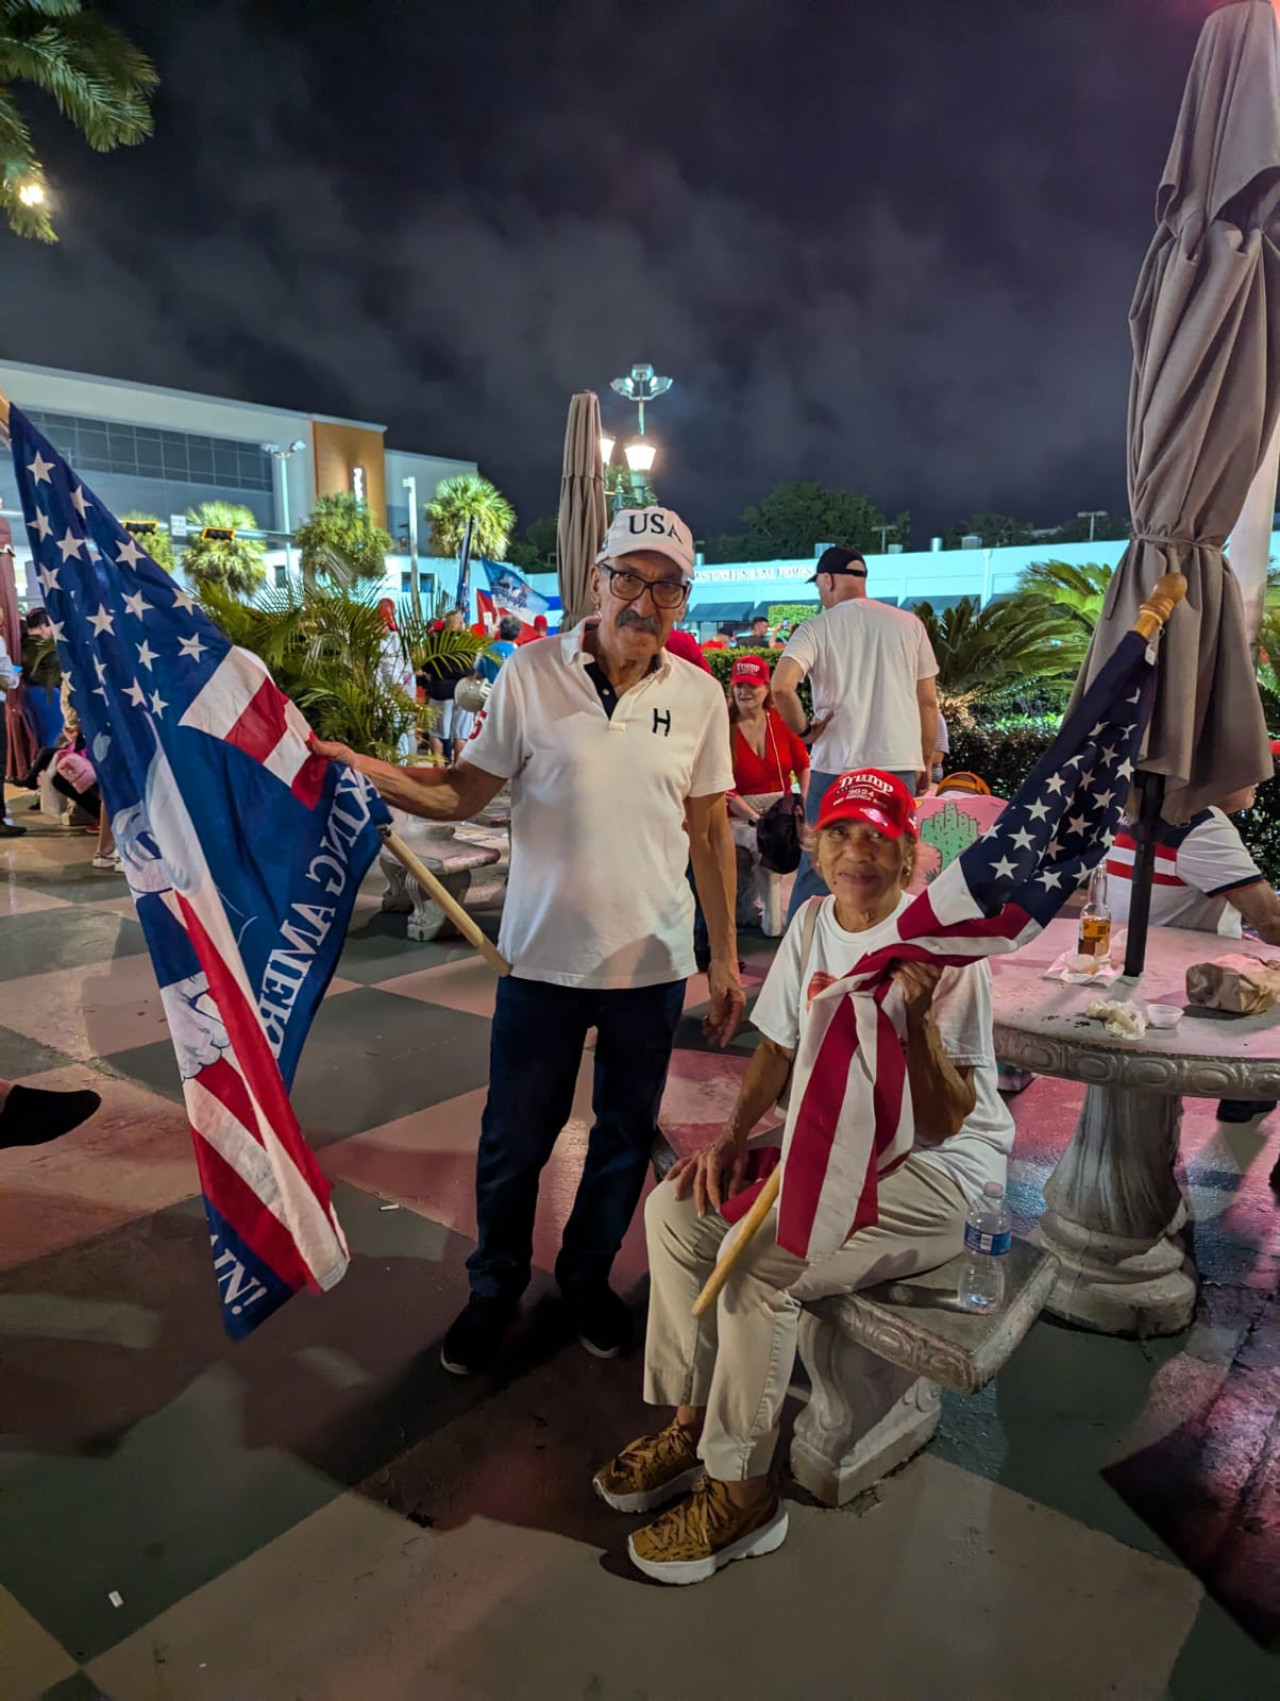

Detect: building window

[23,410,274,494]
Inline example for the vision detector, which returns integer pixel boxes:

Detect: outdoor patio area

[3,804,1279,1701]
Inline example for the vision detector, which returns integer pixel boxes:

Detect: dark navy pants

[467,975,686,1302]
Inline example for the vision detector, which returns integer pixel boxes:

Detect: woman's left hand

[891,960,944,1021]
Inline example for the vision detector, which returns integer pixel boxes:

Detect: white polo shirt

[463,621,734,988]
[782,598,937,775]
[1106,808,1263,938]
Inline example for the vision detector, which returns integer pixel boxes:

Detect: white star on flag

[124,679,148,708]
[1092,788,1116,812]
[150,689,168,716]
[1066,812,1090,837]
[47,619,65,642]
[31,511,51,541]
[1010,826,1035,851]
[1116,758,1133,781]
[115,535,146,569]
[122,590,152,619]
[1045,773,1067,795]
[1036,869,1063,889]
[93,656,107,680]
[1026,799,1050,822]
[178,633,209,662]
[87,606,116,637]
[1090,722,1106,737]
[1128,689,1143,705]
[56,528,85,563]
[70,486,92,519]
[37,565,60,594]
[26,452,53,485]
[136,640,159,669]
[171,585,197,614]
[1099,744,1118,765]
[990,856,1018,880]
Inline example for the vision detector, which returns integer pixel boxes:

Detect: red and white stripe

[1105,831,1184,888]
[181,647,327,808]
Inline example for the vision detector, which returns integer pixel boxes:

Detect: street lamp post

[1078,509,1108,544]
[609,363,673,438]
[402,474,421,613]
[600,435,658,514]
[262,439,307,575]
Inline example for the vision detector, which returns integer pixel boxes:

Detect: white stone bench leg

[380,854,415,916]
[405,866,473,942]
[790,1311,942,1507]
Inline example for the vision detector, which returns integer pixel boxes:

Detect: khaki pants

[642,1156,968,1481]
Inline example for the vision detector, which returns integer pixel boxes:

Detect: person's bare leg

[96,810,114,857]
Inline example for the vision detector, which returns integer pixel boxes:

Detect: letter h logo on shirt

[652,708,672,737]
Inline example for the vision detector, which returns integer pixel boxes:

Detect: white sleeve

[1176,811,1262,897]
[460,655,526,780]
[929,961,996,1067]
[916,619,939,681]
[750,911,807,1051]
[688,689,735,798]
[781,618,819,680]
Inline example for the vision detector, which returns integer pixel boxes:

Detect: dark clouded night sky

[0,0,1226,540]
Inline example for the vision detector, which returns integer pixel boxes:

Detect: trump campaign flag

[726,629,1157,1261]
[6,405,390,1336]
[480,560,548,625]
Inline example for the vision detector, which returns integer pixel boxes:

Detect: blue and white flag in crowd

[7,405,390,1338]
[480,560,549,622]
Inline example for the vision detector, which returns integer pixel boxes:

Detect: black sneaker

[1216,1099,1278,1124]
[440,1295,516,1376]
[0,822,26,837]
[562,1282,633,1359]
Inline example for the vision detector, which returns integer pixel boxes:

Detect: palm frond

[424,474,516,560]
[1,12,156,149]
[915,594,1082,725]
[0,86,52,238]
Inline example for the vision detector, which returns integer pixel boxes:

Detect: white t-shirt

[463,620,734,989]
[752,892,1013,1203]
[1105,808,1262,939]
[781,599,938,775]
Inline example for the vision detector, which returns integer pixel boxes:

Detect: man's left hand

[703,959,746,1048]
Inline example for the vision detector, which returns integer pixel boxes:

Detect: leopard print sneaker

[627,1479,788,1585]
[593,1422,703,1514]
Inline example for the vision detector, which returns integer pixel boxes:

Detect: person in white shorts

[593,768,1014,1584]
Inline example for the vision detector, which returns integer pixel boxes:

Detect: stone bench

[379,818,501,942]
[790,1237,1059,1505]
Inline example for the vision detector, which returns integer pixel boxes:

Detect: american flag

[6,405,390,1337]
[726,630,1155,1261]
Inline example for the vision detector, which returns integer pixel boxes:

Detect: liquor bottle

[1078,865,1112,959]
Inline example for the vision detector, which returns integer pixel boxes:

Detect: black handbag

[754,719,805,874]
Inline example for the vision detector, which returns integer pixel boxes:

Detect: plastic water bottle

[957,1182,1012,1313]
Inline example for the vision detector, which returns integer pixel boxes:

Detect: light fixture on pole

[262,439,307,574]
[1078,509,1108,543]
[17,181,45,207]
[623,440,657,508]
[609,363,672,437]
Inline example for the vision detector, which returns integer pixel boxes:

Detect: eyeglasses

[600,564,690,611]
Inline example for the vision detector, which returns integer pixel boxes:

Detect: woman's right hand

[669,1129,750,1217]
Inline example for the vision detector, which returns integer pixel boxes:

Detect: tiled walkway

[2,802,1279,1699]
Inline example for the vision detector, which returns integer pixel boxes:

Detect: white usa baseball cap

[597,507,695,579]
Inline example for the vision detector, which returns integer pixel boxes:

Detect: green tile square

[0,1023,80,1081]
[0,911,147,983]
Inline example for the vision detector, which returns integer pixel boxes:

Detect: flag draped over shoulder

[7,406,390,1337]
[725,630,1157,1261]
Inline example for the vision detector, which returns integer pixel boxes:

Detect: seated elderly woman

[593,769,1015,1585]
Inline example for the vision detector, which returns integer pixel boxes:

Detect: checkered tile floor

[2,796,1278,1699]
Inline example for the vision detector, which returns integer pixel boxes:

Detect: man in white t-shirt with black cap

[314,507,745,1373]
[772,545,939,922]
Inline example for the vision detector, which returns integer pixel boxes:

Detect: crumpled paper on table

[1085,998,1149,1038]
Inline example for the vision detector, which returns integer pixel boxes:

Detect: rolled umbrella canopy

[557,391,608,628]
[1077,0,1280,836]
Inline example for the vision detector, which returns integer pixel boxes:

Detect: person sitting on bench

[593,768,1015,1585]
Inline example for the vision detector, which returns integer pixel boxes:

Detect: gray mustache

[618,609,662,635]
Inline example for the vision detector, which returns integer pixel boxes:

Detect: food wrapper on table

[1185,954,1280,1015]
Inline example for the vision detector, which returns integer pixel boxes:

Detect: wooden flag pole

[691,1166,780,1318]
[691,572,1189,1320]
[380,827,511,978]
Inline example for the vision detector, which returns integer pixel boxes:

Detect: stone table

[379,811,500,942]
[990,916,1280,1337]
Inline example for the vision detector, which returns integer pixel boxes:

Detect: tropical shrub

[914,595,1080,723]
[293,493,393,584]
[119,512,175,573]
[198,581,418,761]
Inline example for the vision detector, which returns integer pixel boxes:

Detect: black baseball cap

[809,546,867,582]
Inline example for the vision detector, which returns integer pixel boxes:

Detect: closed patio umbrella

[557,392,608,628]
[1074,0,1280,971]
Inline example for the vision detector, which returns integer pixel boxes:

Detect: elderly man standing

[772,546,938,921]
[315,507,744,1374]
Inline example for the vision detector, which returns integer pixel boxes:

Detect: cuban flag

[726,630,1156,1260]
[480,560,548,624]
[6,406,390,1337]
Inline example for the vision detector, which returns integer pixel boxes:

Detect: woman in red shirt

[726,656,810,935]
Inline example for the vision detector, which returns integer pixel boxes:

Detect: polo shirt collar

[563,617,672,681]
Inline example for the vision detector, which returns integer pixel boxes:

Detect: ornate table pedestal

[379,812,500,943]
[991,918,1280,1338]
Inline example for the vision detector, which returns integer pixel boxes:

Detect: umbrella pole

[1122,771,1165,978]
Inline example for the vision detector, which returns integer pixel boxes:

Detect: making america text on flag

[724,629,1157,1260]
[6,405,390,1337]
